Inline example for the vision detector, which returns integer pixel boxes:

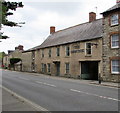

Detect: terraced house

[27,12,103,81]
[3,45,24,71]
[30,2,119,82]
[102,2,120,82]
[3,1,120,82]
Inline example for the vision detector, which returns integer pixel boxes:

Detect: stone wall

[22,52,32,72]
[102,11,120,82]
[35,38,102,79]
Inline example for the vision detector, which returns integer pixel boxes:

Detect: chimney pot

[89,12,96,22]
[18,45,24,51]
[117,0,120,4]
[50,26,55,34]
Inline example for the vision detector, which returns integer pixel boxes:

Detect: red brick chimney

[117,0,120,4]
[89,12,96,22]
[18,45,24,51]
[50,26,55,34]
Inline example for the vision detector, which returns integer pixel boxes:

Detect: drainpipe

[98,73,101,84]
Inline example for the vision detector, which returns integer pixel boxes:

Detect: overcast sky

[0,0,116,53]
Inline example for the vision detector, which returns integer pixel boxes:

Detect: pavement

[50,76,120,88]
[1,87,39,112]
[90,80,120,88]
[1,69,120,112]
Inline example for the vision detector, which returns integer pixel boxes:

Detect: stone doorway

[81,61,98,80]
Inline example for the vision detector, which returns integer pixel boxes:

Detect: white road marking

[43,83,56,87]
[70,89,120,102]
[3,69,119,89]
[36,81,56,87]
[36,81,43,84]
[18,77,30,81]
[2,86,49,111]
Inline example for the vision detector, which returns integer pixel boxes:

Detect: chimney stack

[18,45,24,51]
[89,12,96,22]
[15,47,18,50]
[117,0,120,4]
[50,26,55,34]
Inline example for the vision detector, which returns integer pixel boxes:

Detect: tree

[10,58,21,70]
[10,58,21,65]
[0,52,6,68]
[0,0,24,40]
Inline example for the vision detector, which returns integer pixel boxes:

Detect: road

[1,70,119,111]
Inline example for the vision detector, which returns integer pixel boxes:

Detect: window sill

[111,73,120,75]
[65,56,70,58]
[110,24,119,27]
[111,47,119,49]
[85,55,92,57]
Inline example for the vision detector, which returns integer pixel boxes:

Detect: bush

[10,58,21,65]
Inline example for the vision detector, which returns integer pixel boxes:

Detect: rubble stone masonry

[102,11,120,82]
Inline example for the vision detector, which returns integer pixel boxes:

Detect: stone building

[21,51,33,72]
[2,44,36,72]
[22,47,37,72]
[2,54,9,68]
[30,13,103,80]
[102,2,120,82]
[3,45,24,71]
[3,2,120,82]
[0,52,6,68]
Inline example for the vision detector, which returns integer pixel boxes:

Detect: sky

[0,0,116,53]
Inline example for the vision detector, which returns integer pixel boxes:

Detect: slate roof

[22,45,40,52]
[102,3,120,14]
[23,18,103,52]
[39,19,103,49]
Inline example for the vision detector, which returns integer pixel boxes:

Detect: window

[41,63,44,72]
[65,63,70,74]
[42,50,44,58]
[32,62,34,70]
[86,43,92,55]
[56,47,60,56]
[48,49,51,57]
[111,14,119,26]
[32,51,35,59]
[111,34,119,48]
[66,46,70,56]
[111,60,120,74]
[74,45,80,49]
[47,63,51,73]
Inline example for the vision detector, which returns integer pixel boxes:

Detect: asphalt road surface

[1,70,119,111]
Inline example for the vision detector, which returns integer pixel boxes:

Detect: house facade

[21,51,33,72]
[3,2,120,82]
[102,2,120,82]
[37,38,102,80]
[2,54,9,68]
[33,14,103,80]
[3,45,24,71]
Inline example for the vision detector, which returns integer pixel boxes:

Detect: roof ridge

[53,18,102,34]
[24,18,103,52]
[102,3,120,14]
